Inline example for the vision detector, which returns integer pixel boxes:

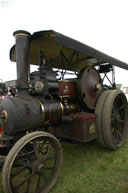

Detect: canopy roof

[10,30,128,71]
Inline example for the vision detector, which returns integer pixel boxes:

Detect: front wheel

[2,131,63,193]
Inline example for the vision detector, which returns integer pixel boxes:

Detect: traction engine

[0,30,128,193]
[0,31,102,145]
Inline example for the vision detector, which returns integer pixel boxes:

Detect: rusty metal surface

[49,113,97,142]
[77,67,103,109]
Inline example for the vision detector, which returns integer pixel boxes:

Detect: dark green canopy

[10,30,128,71]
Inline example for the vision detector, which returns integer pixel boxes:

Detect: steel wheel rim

[5,134,62,193]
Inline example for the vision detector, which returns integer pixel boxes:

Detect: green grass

[51,140,128,193]
[1,139,128,193]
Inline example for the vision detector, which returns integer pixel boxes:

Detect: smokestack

[13,30,31,91]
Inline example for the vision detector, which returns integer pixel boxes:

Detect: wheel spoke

[112,105,124,117]
[41,171,49,182]
[119,120,125,124]
[112,122,119,130]
[112,105,117,115]
[114,95,122,107]
[32,141,40,159]
[35,174,41,193]
[45,155,56,162]
[20,145,34,158]
[41,142,51,155]
[113,128,123,140]
[24,177,31,193]
[14,172,34,191]
[42,146,53,161]
[11,166,27,179]
[15,160,32,168]
[39,140,47,152]
[116,105,124,113]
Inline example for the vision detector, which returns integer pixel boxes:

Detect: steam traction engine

[0,30,128,193]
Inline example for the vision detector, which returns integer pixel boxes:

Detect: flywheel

[77,66,103,110]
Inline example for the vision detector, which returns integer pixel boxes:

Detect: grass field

[0,139,128,193]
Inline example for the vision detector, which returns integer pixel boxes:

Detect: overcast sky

[0,0,128,84]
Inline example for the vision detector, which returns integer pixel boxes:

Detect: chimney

[13,30,31,92]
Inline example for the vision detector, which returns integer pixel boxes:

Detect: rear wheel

[95,90,110,147]
[95,90,128,150]
[2,131,63,193]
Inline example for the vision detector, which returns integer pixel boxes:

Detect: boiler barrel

[0,97,64,135]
